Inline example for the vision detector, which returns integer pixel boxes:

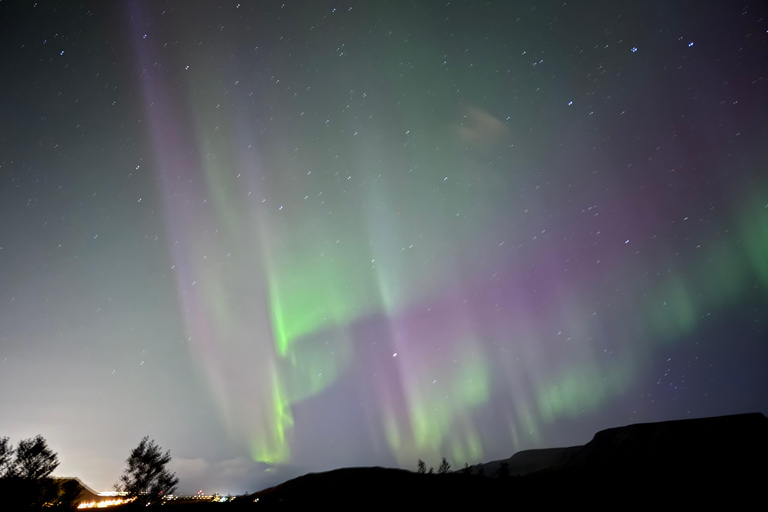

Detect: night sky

[1,0,767,495]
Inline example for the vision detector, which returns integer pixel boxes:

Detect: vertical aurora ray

[642,181,768,344]
[740,181,768,293]
[127,3,296,462]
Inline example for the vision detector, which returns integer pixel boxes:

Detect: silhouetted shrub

[0,435,67,507]
[116,437,179,506]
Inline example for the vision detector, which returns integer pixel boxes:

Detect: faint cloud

[456,106,510,151]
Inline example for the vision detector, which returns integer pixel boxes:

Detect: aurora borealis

[1,0,767,495]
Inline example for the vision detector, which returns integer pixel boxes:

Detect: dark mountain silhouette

[465,445,583,477]
[558,412,767,472]
[239,413,768,508]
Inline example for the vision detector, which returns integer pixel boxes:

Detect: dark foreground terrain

[237,412,768,509]
[64,412,768,510]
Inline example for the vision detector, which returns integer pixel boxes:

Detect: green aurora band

[136,11,768,467]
